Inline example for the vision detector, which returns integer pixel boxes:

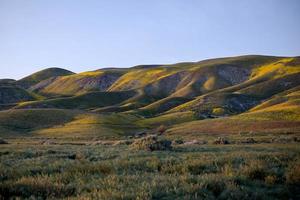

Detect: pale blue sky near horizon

[0,0,300,79]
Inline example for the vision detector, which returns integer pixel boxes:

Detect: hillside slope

[15,90,137,110]
[166,84,300,137]
[30,69,126,96]
[1,55,299,138]
[0,109,142,138]
[168,57,300,118]
[17,67,74,89]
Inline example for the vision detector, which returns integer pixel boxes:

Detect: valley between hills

[0,55,300,199]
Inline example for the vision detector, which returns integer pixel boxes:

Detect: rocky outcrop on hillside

[75,73,120,92]
[216,65,250,85]
[29,77,58,92]
[30,72,122,96]
[143,71,188,97]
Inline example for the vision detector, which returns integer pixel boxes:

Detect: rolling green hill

[17,67,74,89]
[30,69,126,96]
[0,55,299,138]
[0,109,78,136]
[0,109,142,138]
[167,58,300,117]
[15,90,137,110]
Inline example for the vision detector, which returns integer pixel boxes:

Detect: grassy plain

[0,137,299,200]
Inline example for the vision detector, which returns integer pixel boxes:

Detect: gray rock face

[75,73,120,91]
[29,72,122,95]
[217,65,250,85]
[115,79,141,91]
[29,77,58,92]
[144,71,188,97]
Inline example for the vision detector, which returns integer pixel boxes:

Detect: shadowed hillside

[0,79,41,108]
[0,109,141,138]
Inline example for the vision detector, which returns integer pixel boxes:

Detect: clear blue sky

[1,0,300,79]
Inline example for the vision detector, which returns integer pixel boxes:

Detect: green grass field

[0,137,299,200]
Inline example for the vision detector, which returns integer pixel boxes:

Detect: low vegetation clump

[130,135,172,151]
[285,160,300,185]
[271,136,299,143]
[241,137,256,144]
[213,137,230,144]
[212,107,226,116]
[40,139,56,145]
[113,140,133,146]
[172,139,184,145]
[0,138,8,144]
[243,162,268,180]
[157,125,167,135]
[182,139,207,145]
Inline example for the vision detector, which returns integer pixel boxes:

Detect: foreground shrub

[265,175,277,185]
[241,138,256,144]
[242,162,267,181]
[67,152,85,160]
[130,135,172,151]
[157,125,167,135]
[271,136,298,144]
[204,179,226,197]
[285,161,300,185]
[113,140,133,146]
[0,138,8,144]
[182,139,207,145]
[0,175,76,199]
[285,160,300,196]
[40,140,56,145]
[213,137,230,145]
[172,139,184,145]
